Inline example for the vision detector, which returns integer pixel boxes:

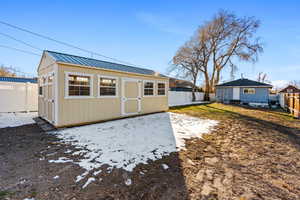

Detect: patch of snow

[124,178,132,186]
[39,157,45,161]
[23,198,35,200]
[65,149,72,153]
[76,171,89,183]
[53,112,218,172]
[49,157,73,163]
[0,112,37,128]
[46,152,57,156]
[53,175,59,179]
[82,177,95,189]
[19,179,27,184]
[162,164,169,170]
[93,170,102,176]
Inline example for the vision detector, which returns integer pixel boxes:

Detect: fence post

[25,82,29,113]
[295,93,299,118]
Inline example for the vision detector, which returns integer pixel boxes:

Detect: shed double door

[122,78,141,116]
[44,73,55,123]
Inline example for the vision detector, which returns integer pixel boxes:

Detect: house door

[122,78,141,116]
[45,72,55,123]
[233,87,240,100]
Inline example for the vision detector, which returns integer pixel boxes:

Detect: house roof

[279,85,300,93]
[169,77,193,88]
[216,78,272,87]
[0,76,37,83]
[45,50,165,77]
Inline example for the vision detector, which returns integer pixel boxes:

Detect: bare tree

[170,39,200,101]
[170,10,263,101]
[200,10,263,100]
[0,65,16,77]
[289,80,300,88]
[257,72,268,83]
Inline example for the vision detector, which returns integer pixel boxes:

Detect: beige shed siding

[56,64,168,127]
[37,53,56,122]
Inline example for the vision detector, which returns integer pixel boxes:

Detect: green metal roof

[0,76,37,83]
[46,50,165,77]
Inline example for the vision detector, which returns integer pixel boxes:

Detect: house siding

[216,87,233,102]
[240,87,269,103]
[216,87,269,103]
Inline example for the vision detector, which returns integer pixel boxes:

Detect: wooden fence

[285,93,300,118]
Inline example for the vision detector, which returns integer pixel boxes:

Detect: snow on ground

[162,164,169,170]
[0,112,37,128]
[82,177,95,189]
[50,112,218,186]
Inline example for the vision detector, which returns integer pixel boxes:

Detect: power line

[0,32,43,51]
[0,44,41,56]
[0,20,145,67]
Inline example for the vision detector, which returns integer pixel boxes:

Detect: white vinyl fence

[0,81,38,112]
[279,93,285,109]
[168,91,215,106]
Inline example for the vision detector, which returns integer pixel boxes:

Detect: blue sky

[0,0,299,87]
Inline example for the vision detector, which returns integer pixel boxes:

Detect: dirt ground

[1,103,300,200]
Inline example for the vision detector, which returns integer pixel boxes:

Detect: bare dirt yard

[1,104,300,200]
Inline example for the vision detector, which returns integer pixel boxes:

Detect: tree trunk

[192,85,196,102]
[204,73,210,101]
[191,76,197,102]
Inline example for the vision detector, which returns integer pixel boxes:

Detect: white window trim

[243,88,256,94]
[143,80,155,97]
[97,75,119,98]
[38,75,47,97]
[157,81,167,96]
[64,71,94,99]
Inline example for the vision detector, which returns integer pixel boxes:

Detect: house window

[68,74,91,96]
[99,77,117,96]
[243,88,255,94]
[157,82,166,95]
[144,81,154,96]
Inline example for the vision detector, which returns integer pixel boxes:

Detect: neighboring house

[169,77,201,92]
[279,85,300,94]
[38,50,169,127]
[0,76,38,112]
[215,78,272,106]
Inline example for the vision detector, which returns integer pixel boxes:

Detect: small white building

[0,76,38,112]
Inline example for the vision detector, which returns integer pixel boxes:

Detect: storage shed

[37,50,169,127]
[215,78,272,106]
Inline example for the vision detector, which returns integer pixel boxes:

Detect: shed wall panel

[56,64,168,127]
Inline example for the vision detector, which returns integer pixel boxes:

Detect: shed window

[144,81,154,96]
[99,77,117,96]
[243,88,255,94]
[68,75,91,96]
[39,86,43,95]
[157,82,166,95]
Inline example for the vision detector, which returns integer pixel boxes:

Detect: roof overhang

[56,61,169,80]
[216,85,272,88]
